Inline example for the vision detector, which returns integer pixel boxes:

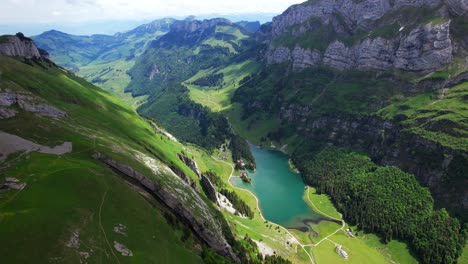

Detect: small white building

[336,245,349,259]
[346,228,354,238]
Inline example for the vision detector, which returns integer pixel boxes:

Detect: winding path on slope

[212,155,316,264]
[303,188,346,247]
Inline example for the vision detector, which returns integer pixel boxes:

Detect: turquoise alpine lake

[231,145,334,231]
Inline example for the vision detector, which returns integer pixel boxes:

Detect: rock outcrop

[445,0,468,16]
[201,175,218,202]
[270,0,442,37]
[321,21,452,71]
[263,0,459,72]
[0,89,67,119]
[267,46,322,70]
[0,131,72,162]
[177,153,201,177]
[93,153,239,262]
[0,33,44,59]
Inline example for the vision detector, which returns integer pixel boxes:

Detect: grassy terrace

[78,58,148,107]
[378,80,468,151]
[199,25,249,54]
[186,60,259,112]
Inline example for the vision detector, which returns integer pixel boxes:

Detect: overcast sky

[0,0,304,23]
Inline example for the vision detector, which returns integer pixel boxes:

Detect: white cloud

[0,0,305,23]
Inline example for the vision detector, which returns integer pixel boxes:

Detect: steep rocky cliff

[0,33,46,59]
[178,153,202,177]
[262,0,467,72]
[93,153,239,261]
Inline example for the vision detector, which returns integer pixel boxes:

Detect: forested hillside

[293,147,467,264]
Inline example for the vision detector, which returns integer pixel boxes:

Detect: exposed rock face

[291,47,322,69]
[177,153,201,177]
[0,107,18,119]
[393,22,452,71]
[169,164,192,185]
[267,46,322,69]
[271,0,442,37]
[444,0,468,16]
[268,20,452,72]
[93,153,239,262]
[267,47,291,64]
[263,0,457,72]
[201,175,218,202]
[0,131,72,161]
[0,89,67,119]
[38,48,50,59]
[0,33,43,59]
[322,41,355,70]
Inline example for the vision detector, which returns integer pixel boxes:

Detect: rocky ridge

[93,152,239,262]
[201,175,218,202]
[0,33,46,59]
[0,88,67,119]
[178,153,202,177]
[263,0,466,72]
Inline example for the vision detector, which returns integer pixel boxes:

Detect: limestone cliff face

[320,21,452,71]
[0,89,67,119]
[270,0,443,37]
[266,46,322,70]
[201,175,218,203]
[262,0,462,72]
[0,33,44,59]
[178,153,202,177]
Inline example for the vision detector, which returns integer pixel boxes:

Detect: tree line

[293,147,467,264]
[220,189,254,218]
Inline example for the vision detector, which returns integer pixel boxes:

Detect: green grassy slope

[186,59,259,112]
[0,153,203,264]
[0,56,219,263]
[378,79,468,151]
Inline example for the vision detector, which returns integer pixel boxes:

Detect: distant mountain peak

[170,18,232,33]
